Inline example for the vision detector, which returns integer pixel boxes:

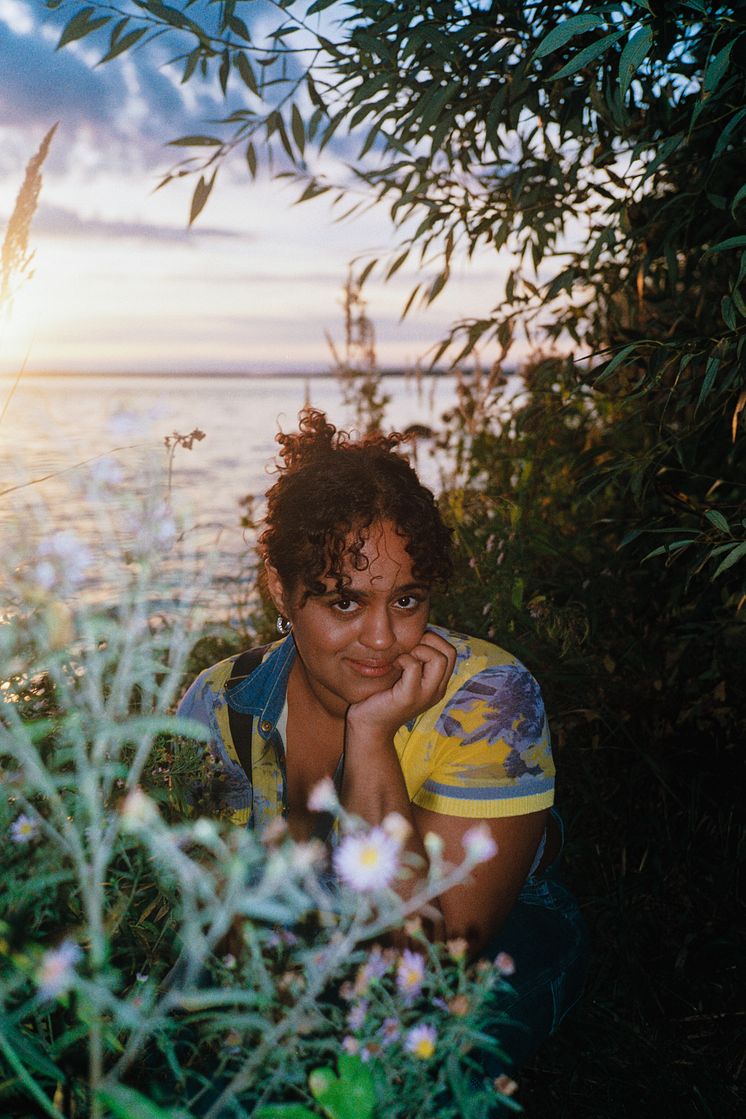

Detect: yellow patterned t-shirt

[176,625,555,830]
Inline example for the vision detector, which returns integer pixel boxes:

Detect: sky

[0,0,518,376]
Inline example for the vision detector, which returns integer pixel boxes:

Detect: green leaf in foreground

[97,1084,190,1119]
[712,540,746,578]
[308,1053,376,1119]
[255,1107,318,1119]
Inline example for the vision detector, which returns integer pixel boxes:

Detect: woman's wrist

[344,712,398,755]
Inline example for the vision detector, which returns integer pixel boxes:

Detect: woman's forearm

[341,719,433,911]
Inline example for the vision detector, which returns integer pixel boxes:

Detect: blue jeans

[480,811,591,1073]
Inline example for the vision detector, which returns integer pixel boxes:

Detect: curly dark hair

[259,408,453,600]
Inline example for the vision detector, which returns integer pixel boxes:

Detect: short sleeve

[177,671,218,732]
[412,663,555,818]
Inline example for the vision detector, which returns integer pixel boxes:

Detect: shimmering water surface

[0,374,459,620]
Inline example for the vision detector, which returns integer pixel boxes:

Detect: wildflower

[405,1024,437,1060]
[291,839,325,873]
[35,531,92,590]
[333,827,399,891]
[355,945,391,993]
[404,915,423,939]
[120,787,158,830]
[346,1000,369,1031]
[222,954,236,971]
[446,937,469,962]
[396,948,425,998]
[381,811,411,846]
[449,994,470,1017]
[192,818,218,844]
[307,776,339,814]
[37,940,82,1000]
[494,951,515,977]
[135,972,149,984]
[494,1074,518,1097]
[462,823,498,864]
[341,1035,359,1055]
[423,830,444,861]
[10,813,38,844]
[379,1017,400,1046]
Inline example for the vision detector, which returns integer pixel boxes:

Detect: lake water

[0,373,460,621]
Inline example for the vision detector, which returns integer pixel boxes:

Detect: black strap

[226,645,269,783]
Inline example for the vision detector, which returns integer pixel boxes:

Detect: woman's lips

[346,658,397,678]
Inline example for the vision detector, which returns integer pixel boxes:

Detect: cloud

[0,6,234,174]
[27,203,255,243]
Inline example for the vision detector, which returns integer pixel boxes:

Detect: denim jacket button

[260,720,273,733]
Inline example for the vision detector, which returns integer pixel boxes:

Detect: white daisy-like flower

[405,1023,437,1060]
[307,776,339,814]
[10,813,38,844]
[37,940,82,1000]
[396,948,425,997]
[333,827,400,892]
[462,823,498,864]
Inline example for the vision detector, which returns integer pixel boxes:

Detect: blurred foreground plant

[1,462,518,1119]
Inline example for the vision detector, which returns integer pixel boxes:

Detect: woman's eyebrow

[320,581,429,600]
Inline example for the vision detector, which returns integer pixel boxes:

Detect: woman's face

[268,520,431,718]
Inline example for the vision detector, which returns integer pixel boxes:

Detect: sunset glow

[0,3,516,376]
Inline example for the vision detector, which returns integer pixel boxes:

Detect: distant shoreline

[0,368,460,380]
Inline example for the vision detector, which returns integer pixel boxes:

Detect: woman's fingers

[397,639,454,705]
[412,634,456,693]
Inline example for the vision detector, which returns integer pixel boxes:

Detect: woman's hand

[346,630,457,739]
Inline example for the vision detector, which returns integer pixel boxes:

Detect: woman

[178,408,589,1071]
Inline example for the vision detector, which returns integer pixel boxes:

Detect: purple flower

[346,1000,369,1031]
[396,949,425,998]
[405,1024,437,1060]
[10,813,38,844]
[37,940,82,1000]
[379,1017,401,1047]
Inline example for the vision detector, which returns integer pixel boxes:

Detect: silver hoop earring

[276,614,292,636]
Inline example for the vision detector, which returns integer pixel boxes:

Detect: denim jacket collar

[225,636,295,739]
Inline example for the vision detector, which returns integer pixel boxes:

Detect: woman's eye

[396,595,422,610]
[331,597,359,613]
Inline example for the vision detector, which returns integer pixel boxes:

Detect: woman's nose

[359,607,395,650]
